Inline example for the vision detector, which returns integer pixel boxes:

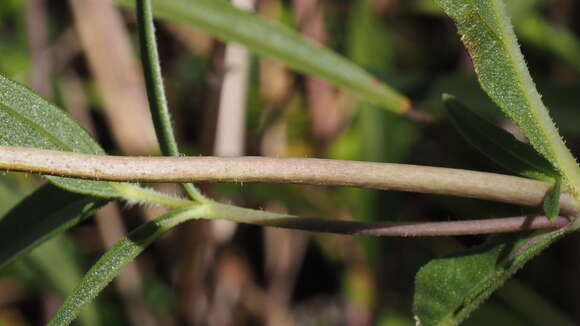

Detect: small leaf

[413,226,572,326]
[0,183,108,270]
[47,207,204,326]
[436,0,580,197]
[543,177,562,221]
[444,94,557,181]
[116,0,412,114]
[0,73,122,197]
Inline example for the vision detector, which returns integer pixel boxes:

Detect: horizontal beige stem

[1,146,579,215]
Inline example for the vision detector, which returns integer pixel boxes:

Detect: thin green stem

[135,0,202,201]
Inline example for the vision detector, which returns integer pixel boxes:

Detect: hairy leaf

[444,94,556,182]
[47,207,204,326]
[543,177,562,221]
[413,224,574,326]
[436,0,580,197]
[0,184,108,270]
[116,0,412,114]
[0,73,122,197]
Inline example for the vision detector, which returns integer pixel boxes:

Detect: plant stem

[112,183,195,208]
[2,146,579,214]
[135,0,202,201]
[202,201,575,236]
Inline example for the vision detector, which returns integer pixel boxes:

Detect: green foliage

[116,0,412,114]
[0,73,191,207]
[413,225,574,326]
[445,94,563,220]
[434,0,580,195]
[0,184,108,269]
[444,94,556,182]
[0,1,579,325]
[0,73,122,198]
[47,207,204,326]
[415,1,580,322]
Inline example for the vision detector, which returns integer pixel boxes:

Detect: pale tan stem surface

[1,146,579,214]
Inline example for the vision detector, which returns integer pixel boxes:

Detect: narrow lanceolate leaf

[436,0,580,198]
[116,0,411,114]
[0,73,182,207]
[0,73,121,197]
[413,221,577,326]
[0,184,108,270]
[47,207,205,326]
[444,94,557,182]
[543,177,562,221]
[0,74,191,266]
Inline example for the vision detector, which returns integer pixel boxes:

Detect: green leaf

[435,0,580,198]
[543,177,562,221]
[444,94,556,182]
[0,183,108,270]
[413,224,574,326]
[0,73,122,198]
[116,0,412,114]
[0,73,186,208]
[47,206,205,326]
[0,74,191,301]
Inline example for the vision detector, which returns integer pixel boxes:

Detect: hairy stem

[136,0,202,200]
[111,183,194,208]
[2,146,579,214]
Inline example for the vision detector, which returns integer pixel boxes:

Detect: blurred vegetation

[1,0,579,325]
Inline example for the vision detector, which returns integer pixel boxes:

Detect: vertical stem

[135,0,204,200]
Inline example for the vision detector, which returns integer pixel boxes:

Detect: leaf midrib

[0,103,72,151]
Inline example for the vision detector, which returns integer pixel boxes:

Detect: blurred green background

[1,0,579,325]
